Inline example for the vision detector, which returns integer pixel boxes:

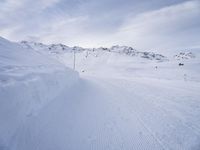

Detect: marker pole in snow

[73,49,76,70]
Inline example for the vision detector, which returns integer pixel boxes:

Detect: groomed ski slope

[10,72,200,150]
[1,37,200,149]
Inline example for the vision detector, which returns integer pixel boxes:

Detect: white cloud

[0,0,199,51]
[111,0,200,50]
[0,0,61,40]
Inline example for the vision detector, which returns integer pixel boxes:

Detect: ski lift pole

[73,49,76,70]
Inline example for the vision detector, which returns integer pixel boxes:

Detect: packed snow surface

[0,37,200,150]
[0,37,78,149]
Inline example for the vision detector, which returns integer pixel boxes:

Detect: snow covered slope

[0,37,79,149]
[22,41,200,82]
[174,52,195,60]
[1,37,200,150]
[9,47,200,150]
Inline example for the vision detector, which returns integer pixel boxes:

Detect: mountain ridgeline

[21,41,169,62]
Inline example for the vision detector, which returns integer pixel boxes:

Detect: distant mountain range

[20,41,169,61]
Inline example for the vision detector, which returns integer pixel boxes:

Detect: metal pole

[73,49,76,70]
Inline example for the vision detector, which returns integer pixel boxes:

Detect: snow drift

[0,37,79,149]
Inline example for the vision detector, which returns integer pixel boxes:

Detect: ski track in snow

[9,74,200,150]
[88,76,200,150]
[10,78,163,150]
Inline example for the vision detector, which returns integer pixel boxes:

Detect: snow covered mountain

[20,40,200,81]
[174,52,195,60]
[20,41,168,61]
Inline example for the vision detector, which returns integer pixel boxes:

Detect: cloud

[0,0,199,51]
[0,0,61,37]
[111,0,200,51]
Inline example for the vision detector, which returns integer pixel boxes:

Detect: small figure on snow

[179,63,184,66]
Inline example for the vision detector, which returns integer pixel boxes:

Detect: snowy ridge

[109,45,167,61]
[21,41,168,61]
[174,52,195,60]
[0,37,79,148]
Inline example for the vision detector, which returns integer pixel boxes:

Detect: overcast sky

[0,0,200,51]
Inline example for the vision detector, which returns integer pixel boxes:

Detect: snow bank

[0,37,79,148]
